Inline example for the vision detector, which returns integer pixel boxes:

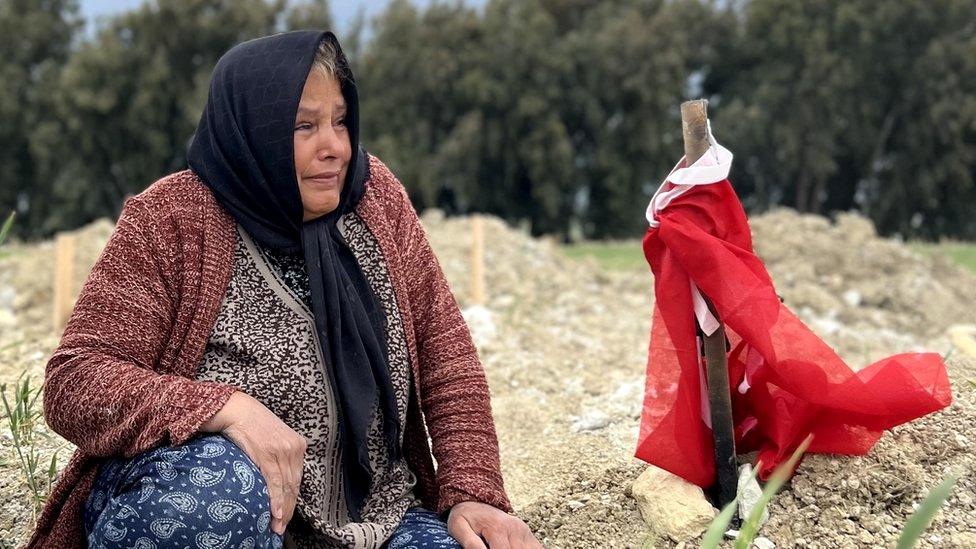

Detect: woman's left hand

[446,501,543,549]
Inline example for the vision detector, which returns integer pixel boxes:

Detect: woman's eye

[335,118,346,127]
[295,122,312,131]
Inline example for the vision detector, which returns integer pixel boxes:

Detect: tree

[0,0,82,240]
[707,0,976,238]
[45,0,284,235]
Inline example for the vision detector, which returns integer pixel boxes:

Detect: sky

[79,0,486,36]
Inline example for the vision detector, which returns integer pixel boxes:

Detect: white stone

[571,409,611,432]
[610,379,644,418]
[737,463,769,526]
[842,289,862,307]
[629,465,717,542]
[753,536,776,549]
[0,285,16,310]
[461,305,497,346]
[0,308,15,328]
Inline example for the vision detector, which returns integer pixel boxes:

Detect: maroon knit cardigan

[24,154,511,548]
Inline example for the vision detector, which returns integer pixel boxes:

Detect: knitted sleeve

[42,195,238,459]
[389,181,513,515]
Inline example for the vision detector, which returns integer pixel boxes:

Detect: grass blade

[735,434,814,548]
[702,499,739,549]
[0,211,15,246]
[896,472,961,549]
[701,461,762,548]
[48,452,58,479]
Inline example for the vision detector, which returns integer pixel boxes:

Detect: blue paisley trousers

[83,433,461,548]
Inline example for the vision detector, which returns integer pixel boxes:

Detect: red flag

[636,140,952,487]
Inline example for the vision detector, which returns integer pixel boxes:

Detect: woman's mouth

[307,172,340,187]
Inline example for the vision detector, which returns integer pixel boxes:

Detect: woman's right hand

[201,391,307,536]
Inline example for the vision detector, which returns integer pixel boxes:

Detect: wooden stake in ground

[53,232,76,333]
[470,214,486,306]
[680,99,738,510]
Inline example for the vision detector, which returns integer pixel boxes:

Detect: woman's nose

[315,126,343,159]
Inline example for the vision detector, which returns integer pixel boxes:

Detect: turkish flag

[635,143,952,487]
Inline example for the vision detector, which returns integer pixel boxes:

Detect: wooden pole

[53,232,76,333]
[470,215,486,306]
[680,99,738,510]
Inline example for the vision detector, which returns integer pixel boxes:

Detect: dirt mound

[750,209,976,366]
[761,365,976,548]
[421,208,976,548]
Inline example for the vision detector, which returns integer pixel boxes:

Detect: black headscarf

[186,30,400,522]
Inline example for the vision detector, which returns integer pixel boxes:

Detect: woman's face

[294,70,351,222]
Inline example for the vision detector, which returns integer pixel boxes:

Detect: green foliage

[1,372,62,519]
[0,211,13,260]
[708,0,976,239]
[2,0,974,243]
[698,436,812,548]
[910,241,976,273]
[0,211,13,244]
[735,435,813,547]
[896,472,961,549]
[49,0,286,231]
[0,0,82,240]
[562,240,645,271]
[700,463,760,549]
[701,499,739,549]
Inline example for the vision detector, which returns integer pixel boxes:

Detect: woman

[27,31,541,549]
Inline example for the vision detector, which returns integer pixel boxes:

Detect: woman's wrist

[200,389,242,433]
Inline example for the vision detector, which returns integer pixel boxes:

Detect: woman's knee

[88,433,279,547]
[148,433,271,512]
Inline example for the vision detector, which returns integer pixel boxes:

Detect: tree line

[2,0,974,241]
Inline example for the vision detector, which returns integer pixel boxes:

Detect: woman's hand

[447,501,543,549]
[201,391,307,535]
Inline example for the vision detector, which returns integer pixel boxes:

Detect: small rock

[461,305,497,346]
[737,463,768,526]
[753,536,775,549]
[0,285,16,309]
[629,465,717,542]
[571,409,611,432]
[566,500,585,511]
[842,289,862,307]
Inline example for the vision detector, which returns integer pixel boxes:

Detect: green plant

[1,371,61,520]
[736,435,814,547]
[701,436,961,548]
[0,211,14,259]
[701,462,760,548]
[700,435,812,549]
[896,471,961,549]
[0,211,14,244]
